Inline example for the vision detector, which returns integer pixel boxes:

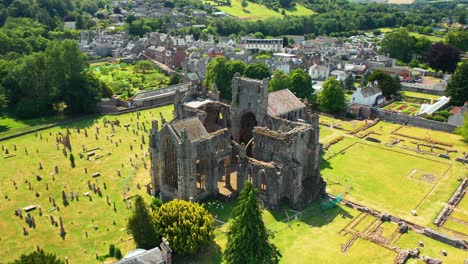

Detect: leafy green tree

[127,196,159,250]
[280,0,293,8]
[115,248,122,260]
[224,181,281,264]
[368,70,400,98]
[414,37,431,57]
[75,14,84,30]
[9,248,64,264]
[269,70,291,92]
[134,60,154,73]
[226,60,246,79]
[319,77,345,114]
[343,73,355,90]
[455,113,468,142]
[446,30,468,52]
[380,29,415,63]
[204,56,229,99]
[446,61,468,105]
[289,68,312,98]
[153,199,214,255]
[168,74,181,85]
[409,58,420,68]
[427,42,461,73]
[241,0,248,8]
[244,62,270,80]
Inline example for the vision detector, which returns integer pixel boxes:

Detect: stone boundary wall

[401,83,445,96]
[372,109,457,133]
[434,178,468,226]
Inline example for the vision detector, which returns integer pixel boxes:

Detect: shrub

[115,248,122,259]
[109,244,115,257]
[153,199,214,255]
[432,115,447,122]
[436,110,450,118]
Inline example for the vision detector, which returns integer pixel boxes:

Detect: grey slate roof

[116,248,165,264]
[171,117,211,142]
[267,89,305,117]
[360,83,382,98]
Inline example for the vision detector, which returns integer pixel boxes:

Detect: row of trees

[0,39,106,117]
[270,69,312,98]
[128,182,280,262]
[210,0,463,37]
[380,29,461,73]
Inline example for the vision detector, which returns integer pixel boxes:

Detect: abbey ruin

[149,73,325,209]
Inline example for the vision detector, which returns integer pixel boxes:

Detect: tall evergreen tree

[127,196,159,250]
[224,181,281,264]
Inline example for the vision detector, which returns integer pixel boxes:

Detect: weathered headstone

[38,162,43,170]
[55,165,59,174]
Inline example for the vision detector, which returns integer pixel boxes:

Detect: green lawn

[0,105,174,263]
[206,0,315,20]
[395,126,467,150]
[0,114,68,139]
[396,231,467,263]
[322,143,452,220]
[402,91,441,102]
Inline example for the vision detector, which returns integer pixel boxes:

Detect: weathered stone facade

[149,73,325,209]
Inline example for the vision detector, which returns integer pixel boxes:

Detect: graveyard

[0,105,173,263]
[0,105,467,263]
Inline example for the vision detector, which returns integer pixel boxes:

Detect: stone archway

[239,112,257,156]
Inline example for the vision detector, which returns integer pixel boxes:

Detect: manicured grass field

[395,125,467,150]
[0,105,174,263]
[206,0,315,20]
[402,91,441,102]
[322,143,452,219]
[395,231,467,263]
[0,114,68,139]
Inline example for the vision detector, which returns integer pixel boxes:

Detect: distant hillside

[205,0,316,20]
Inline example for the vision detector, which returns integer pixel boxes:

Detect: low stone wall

[423,229,467,249]
[373,109,457,133]
[401,83,445,96]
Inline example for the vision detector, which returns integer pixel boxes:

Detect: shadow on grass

[0,125,7,133]
[174,243,222,264]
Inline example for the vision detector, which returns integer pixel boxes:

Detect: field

[0,105,173,263]
[318,115,467,228]
[205,0,315,20]
[0,114,68,139]
[89,61,170,97]
[375,27,445,42]
[192,201,468,263]
[402,91,441,103]
[383,101,421,116]
[1,108,467,263]
[322,143,451,217]
[387,0,415,4]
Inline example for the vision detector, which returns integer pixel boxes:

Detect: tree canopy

[289,68,313,99]
[446,61,468,106]
[269,70,291,92]
[445,30,468,52]
[367,70,400,98]
[318,77,345,114]
[379,29,415,63]
[455,113,468,143]
[224,181,281,264]
[153,199,214,255]
[9,248,64,264]
[127,196,160,250]
[244,62,270,80]
[427,42,461,73]
[204,57,247,100]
